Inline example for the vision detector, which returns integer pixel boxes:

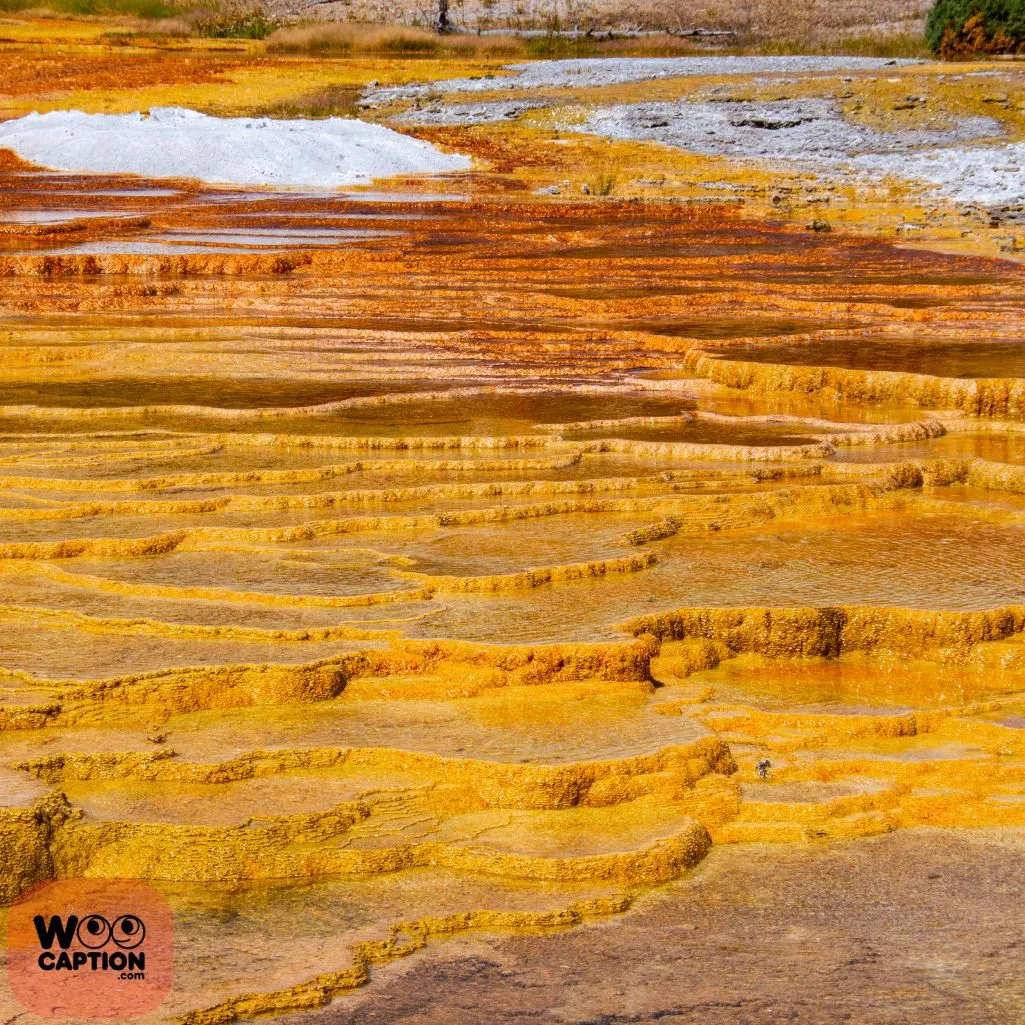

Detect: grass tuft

[250,83,363,119]
[757,31,931,57]
[265,22,523,56]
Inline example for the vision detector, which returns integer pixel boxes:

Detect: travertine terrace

[2,19,1025,1024]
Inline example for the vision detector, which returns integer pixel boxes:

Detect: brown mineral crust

[0,52,242,97]
[278,828,1025,1025]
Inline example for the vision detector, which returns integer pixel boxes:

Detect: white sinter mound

[0,107,471,187]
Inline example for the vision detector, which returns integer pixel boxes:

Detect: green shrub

[925,0,1025,55]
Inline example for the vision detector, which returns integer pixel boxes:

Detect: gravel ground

[366,56,919,104]
[850,144,1025,208]
[577,101,1024,208]
[578,100,1001,160]
[372,58,1022,210]
[398,100,548,125]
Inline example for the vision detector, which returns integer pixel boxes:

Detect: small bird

[756,758,771,780]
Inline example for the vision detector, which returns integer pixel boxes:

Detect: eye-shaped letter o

[77,915,112,949]
[111,914,146,949]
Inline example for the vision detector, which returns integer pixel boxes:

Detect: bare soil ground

[273,0,927,47]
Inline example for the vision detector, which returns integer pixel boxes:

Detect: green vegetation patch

[0,0,175,17]
[926,0,1025,55]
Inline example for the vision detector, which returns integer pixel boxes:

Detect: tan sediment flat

[266,828,1025,1025]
